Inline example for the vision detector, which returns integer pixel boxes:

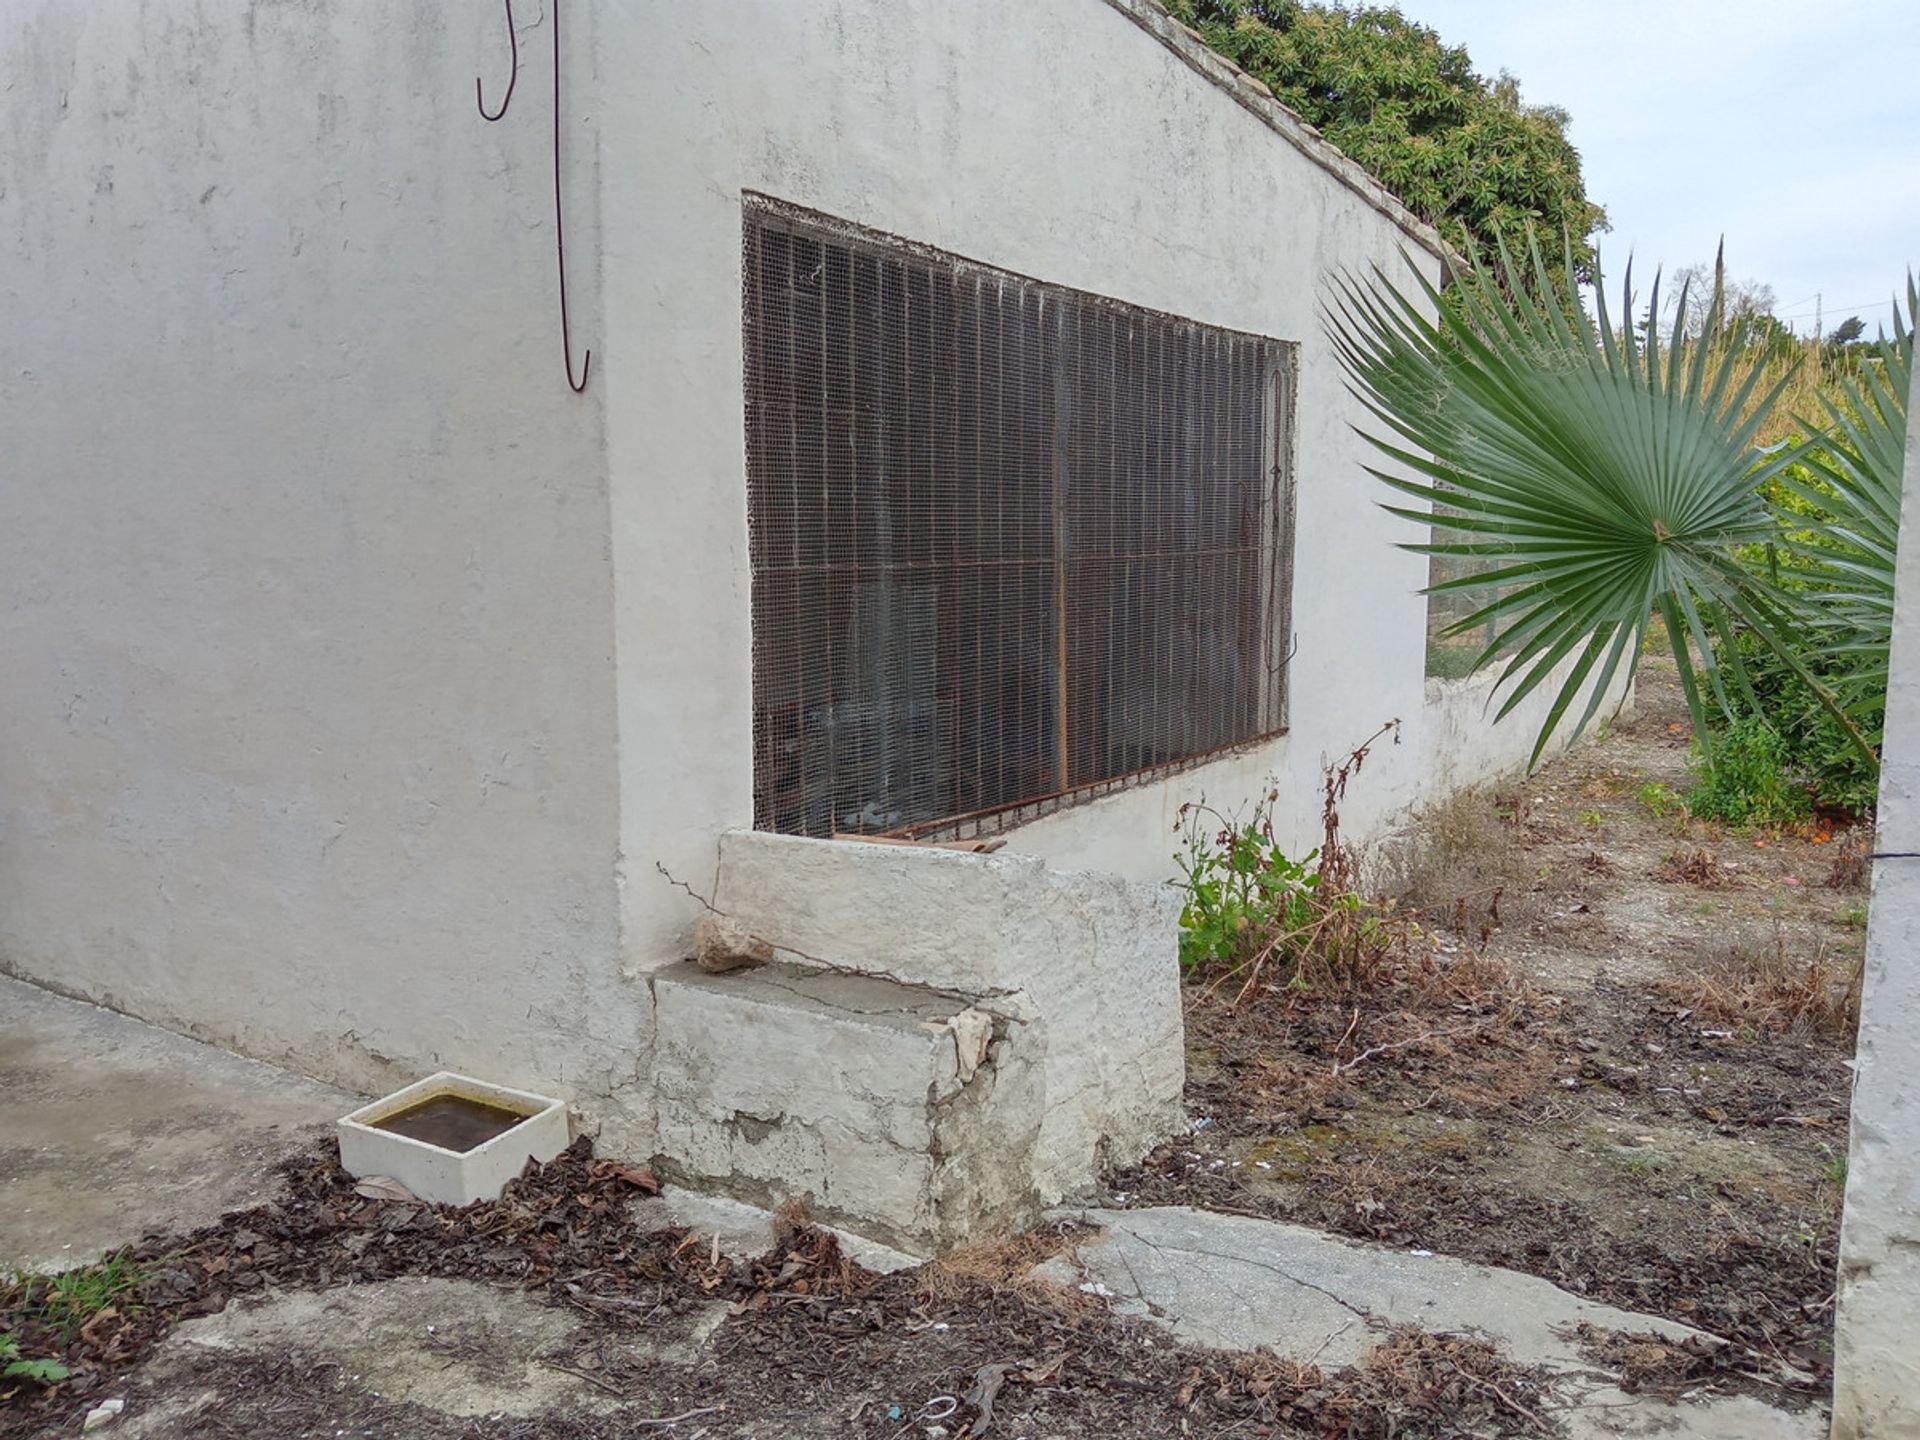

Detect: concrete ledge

[712,831,1186,1207]
[714,832,1049,993]
[649,961,1046,1254]
[632,1183,922,1274]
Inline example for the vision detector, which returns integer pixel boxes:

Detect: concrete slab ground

[0,976,357,1270]
[114,1278,627,1437]
[1045,1207,1827,1440]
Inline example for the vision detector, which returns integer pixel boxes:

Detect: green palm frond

[1773,277,1916,740]
[1324,233,1850,769]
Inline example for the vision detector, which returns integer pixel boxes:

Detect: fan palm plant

[1325,235,1880,771]
[1770,278,1916,748]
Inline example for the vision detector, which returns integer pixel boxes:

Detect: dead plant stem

[1331,1017,1495,1078]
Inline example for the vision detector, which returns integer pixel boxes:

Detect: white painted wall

[1422,664,1638,793]
[987,659,1633,887]
[597,0,1447,919]
[0,2,649,1126]
[1832,361,1920,1440]
[1,0,1522,1142]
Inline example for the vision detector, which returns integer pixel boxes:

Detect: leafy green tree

[1828,316,1868,347]
[1166,0,1607,290]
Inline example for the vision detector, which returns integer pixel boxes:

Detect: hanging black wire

[474,0,590,393]
[551,0,590,393]
[475,0,517,121]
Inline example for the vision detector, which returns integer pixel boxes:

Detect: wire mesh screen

[743,199,1295,839]
[1425,505,1507,680]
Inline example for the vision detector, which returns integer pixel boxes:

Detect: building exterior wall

[993,660,1633,886]
[1831,361,1920,1439]
[0,3,648,1125]
[0,0,1553,1144]
[597,0,1447,923]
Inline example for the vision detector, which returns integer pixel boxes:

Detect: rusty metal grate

[743,197,1296,839]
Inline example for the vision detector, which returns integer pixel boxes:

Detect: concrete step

[648,961,1046,1255]
[710,829,1187,1205]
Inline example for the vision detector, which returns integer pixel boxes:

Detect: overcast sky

[1404,0,1919,337]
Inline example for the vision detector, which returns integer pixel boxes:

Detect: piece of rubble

[694,914,774,973]
[946,1007,994,1083]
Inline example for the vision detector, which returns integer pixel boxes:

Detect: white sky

[1404,0,1920,336]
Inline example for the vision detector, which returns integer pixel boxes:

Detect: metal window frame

[741,192,1299,840]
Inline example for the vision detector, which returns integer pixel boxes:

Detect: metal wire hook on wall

[475,0,590,393]
[550,0,590,393]
[475,0,516,122]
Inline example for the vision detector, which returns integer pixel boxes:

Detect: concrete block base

[712,831,1187,1207]
[649,963,1045,1255]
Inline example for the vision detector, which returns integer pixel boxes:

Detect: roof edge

[1101,0,1448,262]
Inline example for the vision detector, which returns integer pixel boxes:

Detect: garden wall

[1832,361,1920,1439]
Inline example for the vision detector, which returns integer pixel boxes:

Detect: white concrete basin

[337,1071,570,1207]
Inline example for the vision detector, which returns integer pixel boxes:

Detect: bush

[1707,629,1880,816]
[1688,716,1812,827]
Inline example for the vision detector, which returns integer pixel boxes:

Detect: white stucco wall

[1,0,1490,1141]
[1832,362,1920,1439]
[1422,662,1638,793]
[597,0,1446,919]
[0,3,649,1123]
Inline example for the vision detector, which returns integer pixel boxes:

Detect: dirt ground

[3,1139,1565,1440]
[1,652,1857,1438]
[1111,649,1862,1403]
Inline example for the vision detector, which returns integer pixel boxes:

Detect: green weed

[1637,782,1682,819]
[1172,723,1407,1000]
[34,1249,143,1340]
[1622,1150,1666,1178]
[0,1333,69,1385]
[1173,799,1322,974]
[1688,717,1813,828]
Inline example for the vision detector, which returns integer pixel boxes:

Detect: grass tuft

[29,1250,144,1342]
[1656,925,1861,1041]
